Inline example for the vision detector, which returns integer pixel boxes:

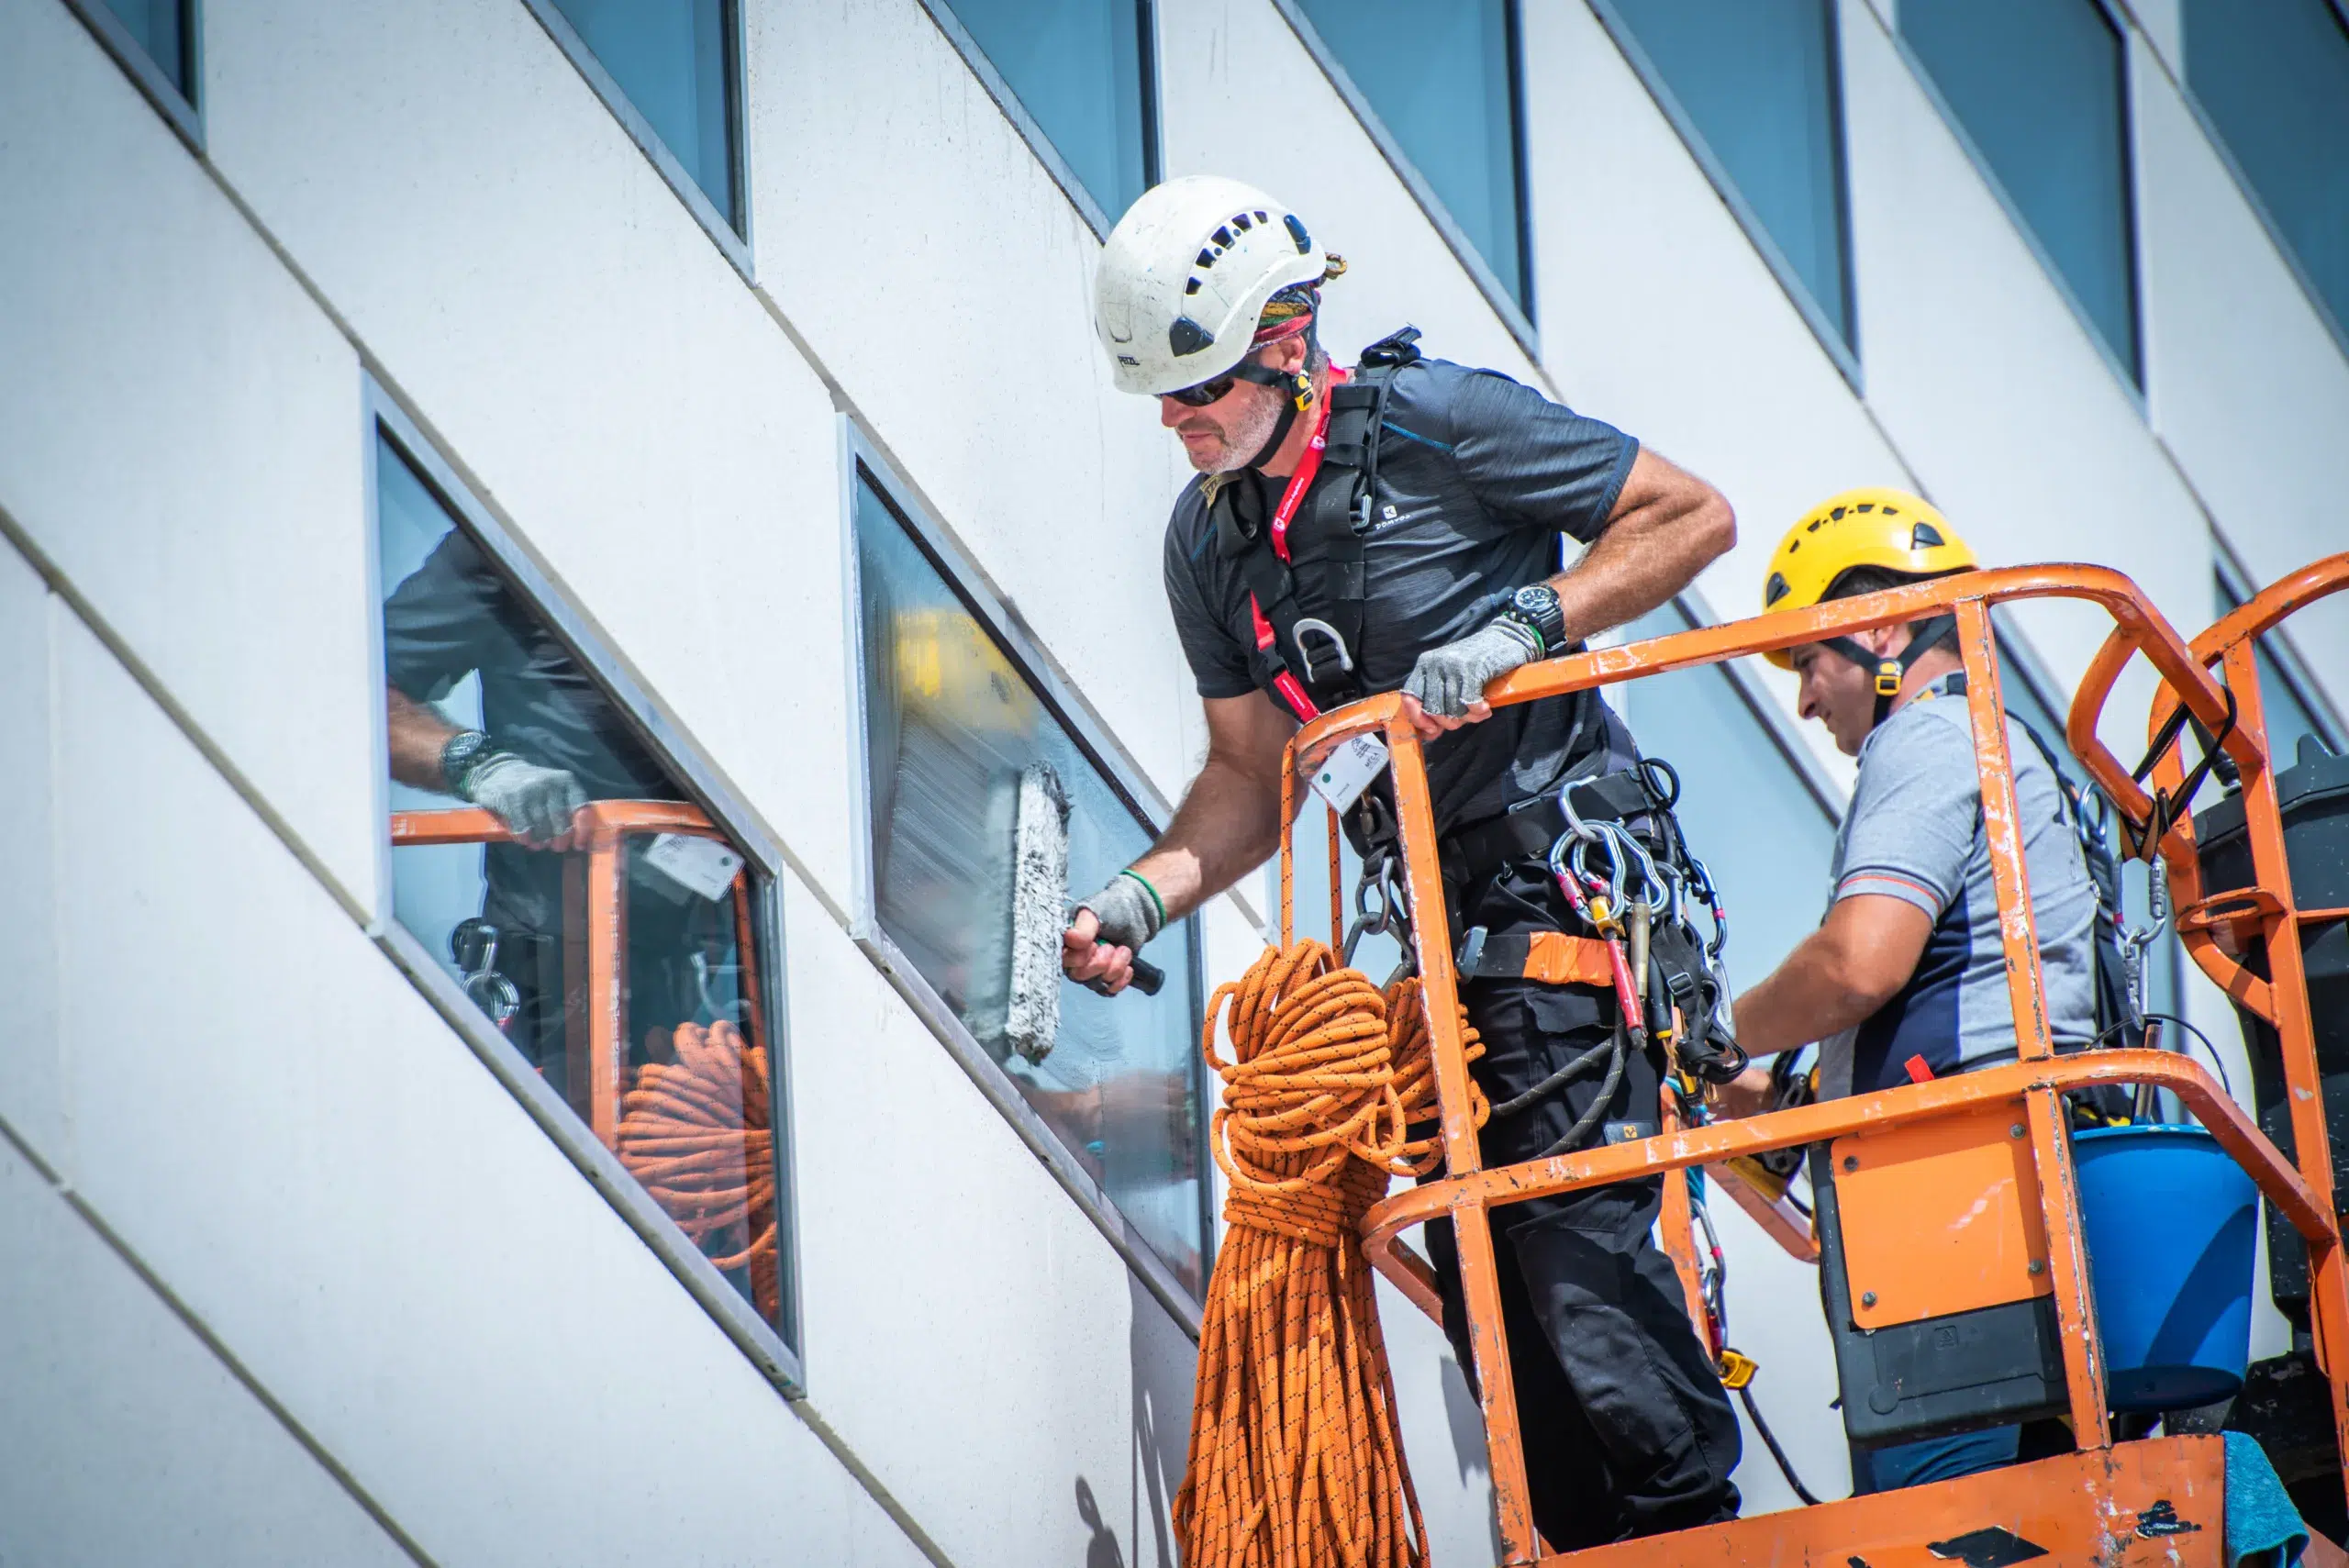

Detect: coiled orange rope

[617,1019,781,1320]
[1176,940,1488,1568]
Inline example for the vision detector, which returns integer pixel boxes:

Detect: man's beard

[1178,385,1285,474]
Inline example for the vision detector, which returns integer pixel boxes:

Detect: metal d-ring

[1289,617,1355,679]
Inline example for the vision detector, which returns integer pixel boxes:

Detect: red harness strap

[1246,370,1348,724]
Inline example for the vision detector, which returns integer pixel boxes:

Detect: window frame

[2176,0,2349,362]
[837,417,1214,1336]
[361,376,806,1389]
[61,0,204,153]
[1640,586,1849,824]
[912,0,1163,241]
[1585,0,1860,391]
[1271,0,1541,359]
[518,0,754,281]
[1889,0,2147,402]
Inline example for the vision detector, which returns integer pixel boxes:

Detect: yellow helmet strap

[1824,613,1958,730]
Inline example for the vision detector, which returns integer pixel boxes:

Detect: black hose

[1539,1023,1630,1159]
[1735,1382,1822,1507]
[1489,1037,1615,1120]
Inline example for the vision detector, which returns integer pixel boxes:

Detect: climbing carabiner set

[1542,757,1748,1091]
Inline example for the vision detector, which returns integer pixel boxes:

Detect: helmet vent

[1911,522,1945,548]
[1831,506,1848,521]
[1806,519,1824,533]
[1231,212,1252,231]
[1765,573,1790,606]
[1186,278,1201,295]
[1212,226,1234,248]
[1197,248,1217,269]
[1855,502,1875,512]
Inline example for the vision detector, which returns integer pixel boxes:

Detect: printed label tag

[643,832,743,901]
[1308,734,1391,814]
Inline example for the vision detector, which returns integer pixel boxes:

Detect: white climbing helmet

[1095,175,1329,396]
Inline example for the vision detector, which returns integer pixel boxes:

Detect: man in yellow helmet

[1721,488,2103,1494]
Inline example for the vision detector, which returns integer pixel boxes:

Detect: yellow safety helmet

[1758,487,1977,671]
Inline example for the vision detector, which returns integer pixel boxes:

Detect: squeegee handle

[1085,957,1164,997]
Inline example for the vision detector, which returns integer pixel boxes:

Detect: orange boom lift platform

[1264,555,2349,1566]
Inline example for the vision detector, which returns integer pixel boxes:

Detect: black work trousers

[1424,862,1742,1552]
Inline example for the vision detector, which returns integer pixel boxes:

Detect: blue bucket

[2073,1124,2258,1412]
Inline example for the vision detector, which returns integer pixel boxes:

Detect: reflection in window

[2217,567,2343,766]
[2185,0,2349,342]
[1297,0,1529,312]
[95,0,194,98]
[853,473,1207,1296]
[543,0,740,229]
[1994,630,2180,1022]
[940,0,1154,223]
[1902,0,2139,382]
[375,429,788,1333]
[1620,605,1837,988]
[1600,0,1853,353]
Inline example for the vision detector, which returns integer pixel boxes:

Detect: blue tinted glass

[1297,0,1527,310]
[1623,606,1837,989]
[1605,0,1851,348]
[855,477,1207,1294]
[99,0,189,96]
[549,0,737,227]
[376,432,791,1338]
[1902,0,2139,381]
[942,0,1152,222]
[2186,0,2349,341]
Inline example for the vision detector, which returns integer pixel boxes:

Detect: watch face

[1514,584,1557,611]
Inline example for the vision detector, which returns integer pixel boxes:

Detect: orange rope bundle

[617,1019,781,1320]
[1176,940,1487,1568]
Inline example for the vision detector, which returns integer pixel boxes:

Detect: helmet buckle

[1876,662,1903,698]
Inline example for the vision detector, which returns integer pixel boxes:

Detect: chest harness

[1214,329,1748,1119]
[1211,327,1424,724]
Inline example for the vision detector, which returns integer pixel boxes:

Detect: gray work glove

[1402,619,1541,720]
[1076,872,1164,952]
[458,753,588,843]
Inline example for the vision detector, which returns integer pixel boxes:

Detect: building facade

[2,0,2343,1562]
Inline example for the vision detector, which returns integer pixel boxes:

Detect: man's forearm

[1551,450,1735,645]
[386,686,461,792]
[1127,754,1285,923]
[1733,940,1874,1061]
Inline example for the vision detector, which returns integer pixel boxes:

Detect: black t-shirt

[384,528,676,931]
[1163,355,1640,831]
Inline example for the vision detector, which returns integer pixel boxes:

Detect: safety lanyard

[1247,369,1347,723]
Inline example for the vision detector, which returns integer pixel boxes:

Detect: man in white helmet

[1065,176,1743,1549]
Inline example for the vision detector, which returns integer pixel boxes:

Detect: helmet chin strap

[1826,613,1958,730]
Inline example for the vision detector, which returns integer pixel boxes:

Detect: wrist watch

[1497,584,1568,657]
[439,728,497,797]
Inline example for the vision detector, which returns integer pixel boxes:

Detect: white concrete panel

[0,541,65,1168]
[200,0,857,911]
[1376,1275,1504,1565]
[748,0,1202,806]
[2135,45,2349,691]
[43,610,926,1568]
[2127,0,2186,82]
[785,874,1190,1568]
[1519,0,1905,783]
[1838,0,2212,739]
[0,1139,412,1568]
[0,0,376,914]
[1160,0,1545,386]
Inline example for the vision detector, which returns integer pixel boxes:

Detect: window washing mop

[1004,761,1163,1063]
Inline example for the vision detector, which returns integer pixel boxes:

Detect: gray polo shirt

[1162,354,1640,832]
[1817,673,2099,1098]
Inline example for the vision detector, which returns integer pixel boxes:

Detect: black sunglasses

[1164,353,1287,407]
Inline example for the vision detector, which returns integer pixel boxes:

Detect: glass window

[375,428,790,1338]
[1599,0,1853,354]
[1901,0,2140,382]
[853,473,1208,1296]
[2185,0,2349,343]
[541,0,740,230]
[938,0,1154,224]
[2217,568,2343,766]
[94,0,193,98]
[1297,0,1530,313]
